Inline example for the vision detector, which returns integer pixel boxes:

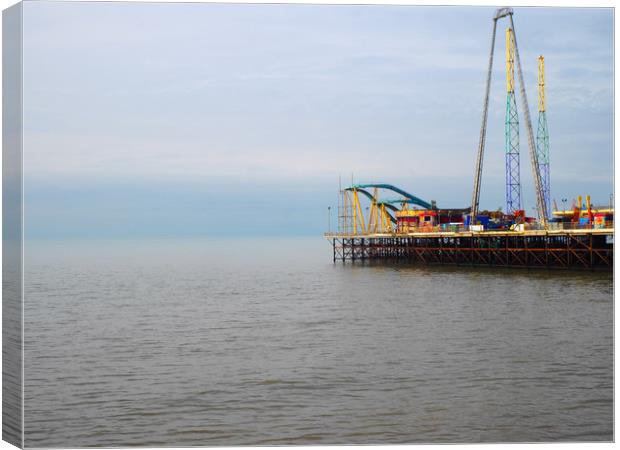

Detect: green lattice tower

[505,28,521,214]
[536,56,550,217]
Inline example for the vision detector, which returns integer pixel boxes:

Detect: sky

[21,2,614,238]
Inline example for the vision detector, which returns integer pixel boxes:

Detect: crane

[470,8,549,227]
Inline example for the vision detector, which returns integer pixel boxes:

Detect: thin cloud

[22,3,612,209]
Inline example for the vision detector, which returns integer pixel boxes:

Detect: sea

[23,237,613,446]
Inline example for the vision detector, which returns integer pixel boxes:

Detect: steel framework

[508,13,549,223]
[470,8,549,225]
[329,232,612,270]
[505,28,521,214]
[537,55,551,218]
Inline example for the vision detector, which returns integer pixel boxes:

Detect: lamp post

[327,206,331,233]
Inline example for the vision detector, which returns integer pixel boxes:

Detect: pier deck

[326,228,613,270]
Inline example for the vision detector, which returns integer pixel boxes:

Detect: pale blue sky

[22,2,613,237]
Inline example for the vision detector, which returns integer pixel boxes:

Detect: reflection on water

[24,238,613,446]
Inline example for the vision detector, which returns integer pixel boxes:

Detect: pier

[323,8,613,271]
[327,228,613,270]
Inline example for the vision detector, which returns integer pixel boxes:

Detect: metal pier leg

[361,238,365,261]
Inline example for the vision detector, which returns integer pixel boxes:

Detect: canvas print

[2,1,614,447]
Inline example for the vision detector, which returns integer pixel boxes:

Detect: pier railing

[547,221,614,231]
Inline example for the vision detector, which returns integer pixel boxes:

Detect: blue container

[464,215,490,227]
[477,215,490,227]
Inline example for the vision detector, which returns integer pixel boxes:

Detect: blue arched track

[345,183,432,210]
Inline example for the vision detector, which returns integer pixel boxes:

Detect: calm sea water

[23,237,613,446]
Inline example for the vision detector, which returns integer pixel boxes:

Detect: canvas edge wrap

[3,2,24,448]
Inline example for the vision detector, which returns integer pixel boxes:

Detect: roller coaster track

[346,183,432,209]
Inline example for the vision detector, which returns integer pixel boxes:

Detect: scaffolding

[338,188,368,235]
